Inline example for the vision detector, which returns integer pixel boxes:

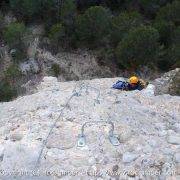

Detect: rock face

[19,58,40,75]
[36,50,114,81]
[122,152,139,163]
[0,76,180,179]
[153,68,180,96]
[167,135,180,145]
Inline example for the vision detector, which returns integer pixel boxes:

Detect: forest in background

[0,0,179,101]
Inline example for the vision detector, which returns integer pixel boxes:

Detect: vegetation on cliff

[0,0,179,101]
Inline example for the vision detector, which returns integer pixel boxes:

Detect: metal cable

[34,79,125,170]
[34,82,101,169]
[107,90,119,102]
[34,82,86,169]
[73,82,101,104]
[86,84,101,104]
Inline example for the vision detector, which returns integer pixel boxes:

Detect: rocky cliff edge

[0,76,180,179]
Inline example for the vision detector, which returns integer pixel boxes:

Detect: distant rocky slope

[0,76,180,179]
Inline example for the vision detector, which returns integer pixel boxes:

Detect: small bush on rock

[0,79,17,102]
[5,64,21,82]
[48,23,65,48]
[3,22,26,48]
[51,63,60,77]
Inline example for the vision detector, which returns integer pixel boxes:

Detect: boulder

[19,58,40,75]
[153,68,180,96]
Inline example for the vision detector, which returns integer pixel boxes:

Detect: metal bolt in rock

[35,82,102,168]
[35,82,85,168]
[77,121,120,147]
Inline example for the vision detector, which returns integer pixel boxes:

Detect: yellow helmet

[129,76,139,84]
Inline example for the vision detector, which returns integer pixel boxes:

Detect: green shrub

[51,63,60,77]
[0,1,9,12]
[60,0,77,47]
[116,26,160,69]
[158,26,180,70]
[157,51,174,71]
[3,22,26,48]
[159,27,180,70]
[0,13,4,34]
[42,0,65,28]
[48,23,65,47]
[157,27,180,70]
[10,0,41,21]
[61,0,76,27]
[3,22,27,62]
[11,49,27,63]
[156,0,180,26]
[76,6,111,47]
[173,26,180,45]
[0,79,17,102]
[153,20,175,47]
[169,27,180,67]
[110,11,143,46]
[139,0,166,17]
[103,0,125,11]
[10,0,58,23]
[96,47,114,64]
[5,64,21,81]
[76,0,102,11]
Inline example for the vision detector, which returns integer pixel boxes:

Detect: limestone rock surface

[0,76,180,179]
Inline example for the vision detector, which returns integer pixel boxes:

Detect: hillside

[0,76,180,179]
[0,0,180,102]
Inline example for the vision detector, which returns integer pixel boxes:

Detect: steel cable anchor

[77,121,120,147]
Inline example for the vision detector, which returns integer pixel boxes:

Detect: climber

[112,76,147,91]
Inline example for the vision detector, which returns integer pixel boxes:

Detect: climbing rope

[107,90,119,103]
